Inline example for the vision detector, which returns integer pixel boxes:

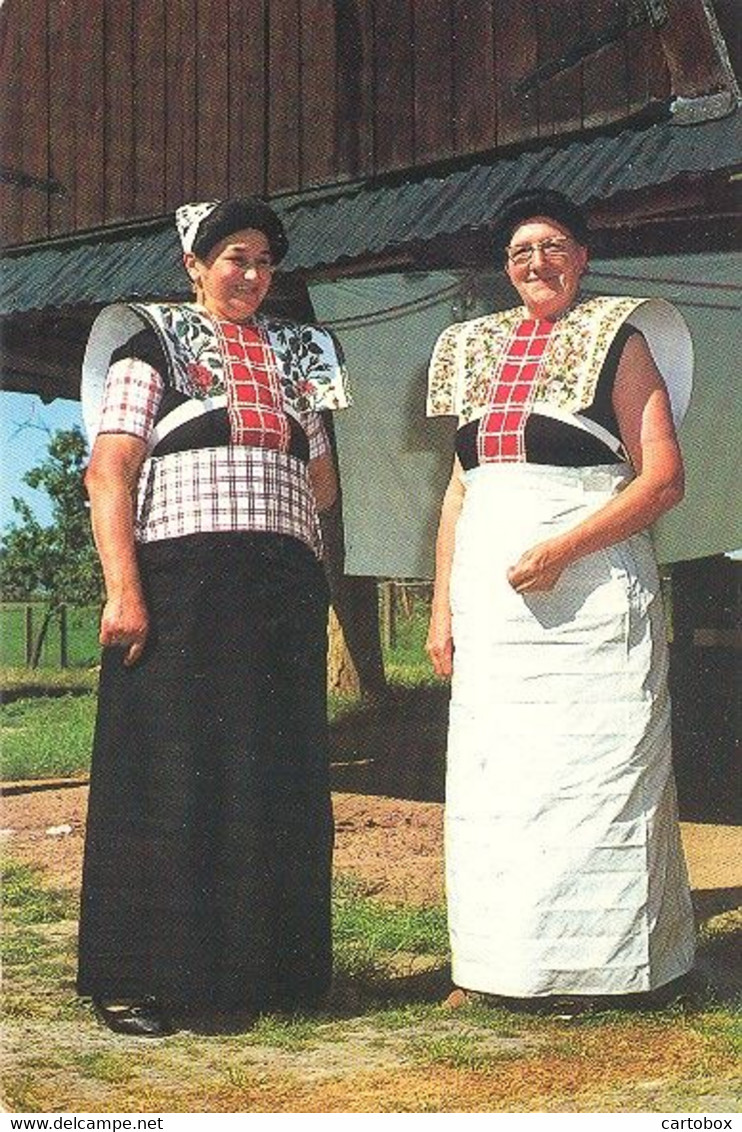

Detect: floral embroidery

[428,295,649,423]
[132,302,226,398]
[187,361,216,393]
[534,296,644,409]
[130,303,349,411]
[460,310,524,422]
[427,323,462,416]
[263,320,350,412]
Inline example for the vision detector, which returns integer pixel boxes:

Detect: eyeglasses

[506,237,574,265]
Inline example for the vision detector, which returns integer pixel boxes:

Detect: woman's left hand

[507,540,566,593]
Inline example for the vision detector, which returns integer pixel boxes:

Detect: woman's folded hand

[507,539,567,593]
[99,592,150,666]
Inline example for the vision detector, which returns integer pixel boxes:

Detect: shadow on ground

[330,684,739,827]
[330,685,448,803]
[693,888,742,1006]
[168,965,453,1035]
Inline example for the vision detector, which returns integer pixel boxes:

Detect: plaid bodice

[476,317,552,464]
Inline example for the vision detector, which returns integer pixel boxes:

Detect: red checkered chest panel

[215,320,290,451]
[477,318,553,463]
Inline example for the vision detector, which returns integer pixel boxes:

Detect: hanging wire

[319,273,479,331]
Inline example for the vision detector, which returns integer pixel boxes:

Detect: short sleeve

[304,411,330,460]
[426,323,462,417]
[96,356,165,442]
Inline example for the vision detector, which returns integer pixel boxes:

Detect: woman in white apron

[426,189,695,1007]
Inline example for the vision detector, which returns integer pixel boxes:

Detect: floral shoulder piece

[131,305,350,411]
[427,321,465,417]
[261,318,350,412]
[534,296,648,411]
[427,297,657,424]
[427,308,524,422]
[131,302,227,398]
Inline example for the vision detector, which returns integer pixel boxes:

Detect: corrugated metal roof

[2,110,741,317]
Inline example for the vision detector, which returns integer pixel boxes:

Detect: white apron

[446,461,695,997]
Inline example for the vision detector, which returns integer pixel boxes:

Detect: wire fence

[0,603,101,669]
[1,586,435,670]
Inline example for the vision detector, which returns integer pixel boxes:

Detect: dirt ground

[1,784,448,905]
[3,781,742,1114]
[4,774,742,1014]
[2,781,741,909]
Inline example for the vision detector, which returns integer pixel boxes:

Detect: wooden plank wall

[1,0,677,248]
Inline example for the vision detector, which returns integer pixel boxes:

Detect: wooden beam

[655,0,739,100]
[589,179,710,225]
[0,311,93,401]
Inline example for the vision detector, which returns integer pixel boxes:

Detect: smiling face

[504,216,588,320]
[184,228,274,322]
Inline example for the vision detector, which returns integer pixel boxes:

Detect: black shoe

[92,996,171,1037]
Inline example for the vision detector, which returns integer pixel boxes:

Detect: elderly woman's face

[504,216,587,320]
[186,228,275,321]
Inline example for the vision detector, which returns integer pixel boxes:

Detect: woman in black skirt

[77,198,349,1035]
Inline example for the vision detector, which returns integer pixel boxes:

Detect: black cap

[493,189,589,257]
[192,197,289,263]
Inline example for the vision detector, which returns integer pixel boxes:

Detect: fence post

[380,581,397,650]
[59,604,68,668]
[25,604,34,667]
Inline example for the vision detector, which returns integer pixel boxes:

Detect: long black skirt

[77,532,332,1011]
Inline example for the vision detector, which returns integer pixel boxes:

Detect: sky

[1,390,85,529]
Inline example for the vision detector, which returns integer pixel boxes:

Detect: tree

[320,494,387,700]
[1,426,102,667]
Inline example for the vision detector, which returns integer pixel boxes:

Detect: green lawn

[1,597,438,783]
[0,603,100,669]
[1,695,97,781]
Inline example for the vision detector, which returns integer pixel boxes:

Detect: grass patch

[1,928,50,968]
[382,596,441,687]
[2,861,80,1025]
[407,1032,519,1071]
[694,1009,742,1058]
[245,1015,322,1051]
[1,694,97,780]
[0,604,100,670]
[3,861,78,924]
[3,859,741,1114]
[73,1051,138,1085]
[333,876,448,985]
[327,690,362,724]
[1,665,99,697]
[368,1002,440,1030]
[334,877,447,955]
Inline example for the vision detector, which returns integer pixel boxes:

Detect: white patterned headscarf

[175,201,220,254]
[174,197,289,263]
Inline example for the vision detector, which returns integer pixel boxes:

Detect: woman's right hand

[100,592,150,667]
[426,605,454,678]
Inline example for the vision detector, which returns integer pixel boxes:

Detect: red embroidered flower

[188,362,213,392]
